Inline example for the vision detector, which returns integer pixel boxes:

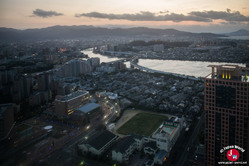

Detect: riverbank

[83,49,245,78]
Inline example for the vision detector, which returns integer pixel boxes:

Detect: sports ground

[116,112,168,136]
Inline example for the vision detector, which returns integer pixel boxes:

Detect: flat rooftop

[76,103,100,114]
[206,64,249,82]
[155,122,178,137]
[164,127,175,136]
[56,90,89,102]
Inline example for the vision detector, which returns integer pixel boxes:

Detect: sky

[0,0,249,33]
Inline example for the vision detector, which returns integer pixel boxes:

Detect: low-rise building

[112,136,137,164]
[55,90,89,117]
[78,130,118,156]
[71,102,101,125]
[144,141,158,155]
[154,150,168,165]
[152,117,183,152]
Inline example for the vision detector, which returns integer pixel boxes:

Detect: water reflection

[83,48,245,78]
[138,59,245,77]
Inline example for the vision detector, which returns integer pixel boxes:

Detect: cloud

[32,9,63,18]
[75,11,211,22]
[189,10,249,22]
[75,9,249,23]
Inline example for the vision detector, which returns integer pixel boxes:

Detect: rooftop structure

[71,102,102,125]
[154,120,178,139]
[152,117,182,152]
[206,64,249,82]
[76,103,100,114]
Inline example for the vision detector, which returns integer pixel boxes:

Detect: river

[82,48,245,78]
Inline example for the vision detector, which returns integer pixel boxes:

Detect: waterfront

[83,49,245,78]
[137,59,245,78]
[82,49,119,63]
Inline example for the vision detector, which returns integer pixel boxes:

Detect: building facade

[152,117,182,153]
[54,90,89,117]
[204,65,249,165]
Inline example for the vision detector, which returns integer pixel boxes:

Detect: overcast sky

[0,0,249,33]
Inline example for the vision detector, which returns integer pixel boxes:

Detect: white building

[152,117,183,152]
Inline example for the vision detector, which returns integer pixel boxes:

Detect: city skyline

[0,0,249,33]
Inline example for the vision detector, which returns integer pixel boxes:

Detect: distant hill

[0,25,226,41]
[226,29,249,36]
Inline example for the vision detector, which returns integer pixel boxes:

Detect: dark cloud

[75,11,211,22]
[189,10,249,22]
[75,10,249,23]
[32,9,63,18]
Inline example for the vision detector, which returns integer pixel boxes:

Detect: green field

[117,112,168,136]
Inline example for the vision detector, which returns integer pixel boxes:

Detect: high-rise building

[204,64,249,165]
[55,59,93,77]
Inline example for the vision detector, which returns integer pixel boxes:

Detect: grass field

[117,112,168,136]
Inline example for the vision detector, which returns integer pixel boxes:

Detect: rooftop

[76,103,100,114]
[206,64,249,82]
[84,130,118,150]
[144,141,157,150]
[56,90,89,102]
[154,150,168,160]
[155,121,178,138]
[113,135,135,153]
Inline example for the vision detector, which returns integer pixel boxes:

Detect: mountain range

[225,29,249,36]
[0,25,248,41]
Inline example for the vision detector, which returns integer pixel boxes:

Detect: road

[176,112,204,166]
[37,128,96,165]
[36,98,119,166]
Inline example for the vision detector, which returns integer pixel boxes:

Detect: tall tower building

[204,64,249,165]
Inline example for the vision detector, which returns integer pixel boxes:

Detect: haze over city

[0,0,249,33]
[1,1,249,166]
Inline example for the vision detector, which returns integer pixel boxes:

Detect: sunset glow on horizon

[0,0,249,33]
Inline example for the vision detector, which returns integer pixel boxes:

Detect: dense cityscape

[1,0,249,166]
